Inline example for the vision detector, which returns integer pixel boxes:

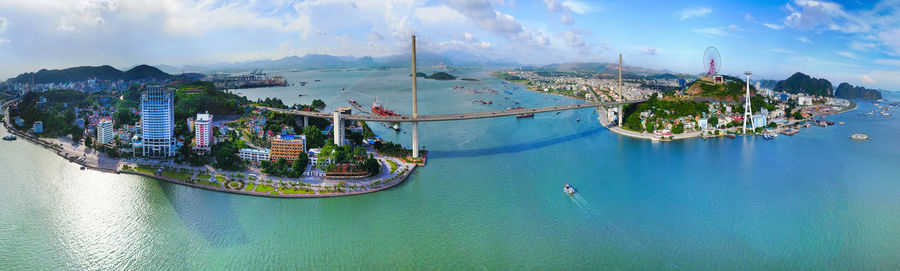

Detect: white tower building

[140,85,176,157]
[97,118,115,145]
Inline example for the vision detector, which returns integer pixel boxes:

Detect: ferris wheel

[703,46,721,76]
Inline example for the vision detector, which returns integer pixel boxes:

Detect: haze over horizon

[2,0,900,90]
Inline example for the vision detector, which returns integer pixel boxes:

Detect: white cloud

[692,27,735,37]
[860,74,875,84]
[561,1,598,14]
[643,47,657,55]
[783,0,869,32]
[763,23,784,30]
[0,18,7,32]
[796,36,812,43]
[836,51,859,59]
[851,41,877,51]
[874,58,900,66]
[0,38,10,44]
[562,30,590,54]
[542,0,575,25]
[675,7,712,20]
[771,48,796,54]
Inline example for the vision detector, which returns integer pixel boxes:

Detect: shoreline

[3,101,418,199]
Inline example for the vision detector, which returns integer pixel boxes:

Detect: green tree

[302,125,325,148]
[84,136,93,147]
[707,116,718,128]
[311,99,326,110]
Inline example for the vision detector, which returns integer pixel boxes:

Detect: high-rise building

[140,85,176,157]
[269,134,306,163]
[97,118,115,145]
[194,112,213,152]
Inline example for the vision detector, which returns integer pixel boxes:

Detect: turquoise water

[1,69,899,269]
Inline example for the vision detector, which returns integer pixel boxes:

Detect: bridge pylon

[411,35,419,158]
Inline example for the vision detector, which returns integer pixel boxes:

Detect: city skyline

[1,0,900,89]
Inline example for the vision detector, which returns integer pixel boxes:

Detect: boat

[340,87,345,91]
[516,113,534,118]
[371,99,401,117]
[576,118,580,122]
[392,124,400,131]
[314,79,321,82]
[564,184,575,195]
[651,136,661,141]
[80,166,86,170]
[507,106,524,110]
[838,121,845,125]
[763,134,775,140]
[825,121,835,125]
[298,82,308,86]
[453,85,464,89]
[2,135,16,141]
[555,111,561,115]
[504,91,513,94]
[473,100,492,105]
[850,133,871,140]
[726,134,736,138]
[882,112,892,116]
[298,94,304,97]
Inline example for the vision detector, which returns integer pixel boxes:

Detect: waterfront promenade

[2,101,417,198]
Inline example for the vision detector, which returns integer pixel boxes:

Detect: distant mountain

[835,82,882,100]
[125,65,172,81]
[757,79,778,89]
[7,64,172,84]
[153,52,518,73]
[774,72,833,97]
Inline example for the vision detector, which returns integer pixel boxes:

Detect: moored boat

[2,135,16,141]
[516,113,534,118]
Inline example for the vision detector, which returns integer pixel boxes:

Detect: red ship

[372,99,401,116]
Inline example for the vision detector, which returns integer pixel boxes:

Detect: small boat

[576,118,580,122]
[314,79,321,82]
[564,184,575,195]
[473,100,492,105]
[838,121,845,125]
[850,133,871,140]
[516,113,534,118]
[763,134,775,140]
[504,91,513,94]
[340,87,345,91]
[2,135,16,141]
[726,134,736,138]
[298,94,304,97]
[80,166,86,170]
[392,124,400,131]
[555,112,561,115]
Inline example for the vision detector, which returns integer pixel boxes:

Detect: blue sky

[1,0,900,89]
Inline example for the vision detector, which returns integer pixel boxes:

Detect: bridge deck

[256,99,646,122]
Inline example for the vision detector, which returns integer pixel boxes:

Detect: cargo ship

[372,99,401,117]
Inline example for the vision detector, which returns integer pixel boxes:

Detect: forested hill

[773,72,833,97]
[834,82,883,100]
[7,64,172,84]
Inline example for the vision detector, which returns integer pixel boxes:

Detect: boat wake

[569,193,597,214]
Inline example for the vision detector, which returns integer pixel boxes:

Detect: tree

[292,152,309,175]
[302,125,325,149]
[707,116,719,128]
[311,99,326,110]
[672,123,684,134]
[84,136,93,147]
[792,111,804,120]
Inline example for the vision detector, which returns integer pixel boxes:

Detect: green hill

[774,72,833,97]
[7,64,172,84]
[834,82,882,100]
[424,72,457,80]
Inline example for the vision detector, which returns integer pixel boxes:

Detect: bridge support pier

[618,105,623,127]
[412,122,419,158]
[333,112,343,146]
[303,116,308,127]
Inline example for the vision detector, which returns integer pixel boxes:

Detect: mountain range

[153,52,518,74]
[7,64,172,84]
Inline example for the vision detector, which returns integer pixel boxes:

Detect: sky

[2,0,900,90]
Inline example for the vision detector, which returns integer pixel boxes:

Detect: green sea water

[1,69,898,269]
